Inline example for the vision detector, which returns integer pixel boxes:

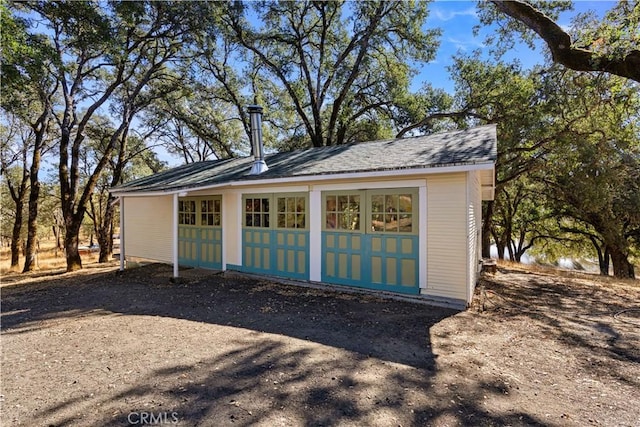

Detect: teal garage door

[241,193,309,280]
[178,197,223,269]
[322,190,419,295]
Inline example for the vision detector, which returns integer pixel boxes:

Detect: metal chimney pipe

[248,105,268,175]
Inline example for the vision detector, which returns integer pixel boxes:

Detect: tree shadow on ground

[2,264,553,426]
[479,270,640,388]
[3,264,451,368]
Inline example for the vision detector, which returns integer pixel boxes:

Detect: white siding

[467,170,482,303]
[425,173,468,302]
[123,196,174,263]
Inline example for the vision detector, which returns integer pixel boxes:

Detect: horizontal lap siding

[467,171,482,302]
[124,196,173,263]
[427,173,467,301]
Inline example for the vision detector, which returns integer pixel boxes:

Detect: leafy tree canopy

[479,0,640,82]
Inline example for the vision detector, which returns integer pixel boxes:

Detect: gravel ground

[1,263,639,426]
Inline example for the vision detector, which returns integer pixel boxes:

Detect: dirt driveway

[1,263,639,426]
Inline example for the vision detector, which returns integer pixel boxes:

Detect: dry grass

[496,258,640,289]
[0,240,102,276]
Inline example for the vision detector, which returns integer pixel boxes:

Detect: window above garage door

[323,189,418,235]
[178,197,222,227]
[243,193,308,230]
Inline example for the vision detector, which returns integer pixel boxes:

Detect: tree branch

[491,0,640,82]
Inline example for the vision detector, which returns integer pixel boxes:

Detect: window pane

[342,212,359,230]
[297,214,305,228]
[253,214,261,227]
[399,214,412,232]
[371,195,384,213]
[350,214,360,230]
[214,199,221,212]
[385,194,398,212]
[399,194,412,213]
[286,213,295,228]
[351,195,360,208]
[245,214,252,227]
[296,197,305,213]
[262,198,269,212]
[326,196,337,212]
[277,197,286,213]
[286,197,295,213]
[326,212,337,229]
[385,214,397,232]
[338,195,349,211]
[371,214,384,231]
[214,214,221,226]
[262,213,270,228]
[278,213,286,228]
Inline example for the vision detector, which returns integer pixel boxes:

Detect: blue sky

[418,1,614,93]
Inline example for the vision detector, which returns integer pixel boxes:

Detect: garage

[113,122,496,307]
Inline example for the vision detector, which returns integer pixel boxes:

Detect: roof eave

[111,161,495,197]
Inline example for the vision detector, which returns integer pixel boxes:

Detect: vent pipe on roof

[248,105,268,175]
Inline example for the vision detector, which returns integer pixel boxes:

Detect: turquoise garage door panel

[322,231,419,295]
[178,226,222,269]
[242,229,309,280]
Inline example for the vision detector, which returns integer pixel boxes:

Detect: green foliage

[216,0,440,147]
[478,1,640,82]
[0,2,55,118]
[529,68,639,275]
[448,56,552,186]
[571,1,639,63]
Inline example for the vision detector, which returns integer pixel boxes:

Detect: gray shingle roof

[112,124,496,194]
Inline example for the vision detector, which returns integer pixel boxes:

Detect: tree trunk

[23,168,41,273]
[514,248,523,263]
[507,241,515,262]
[609,244,635,279]
[64,214,83,272]
[6,169,28,269]
[589,235,609,276]
[23,108,48,272]
[482,200,494,258]
[97,197,115,263]
[10,206,22,268]
[601,247,610,276]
